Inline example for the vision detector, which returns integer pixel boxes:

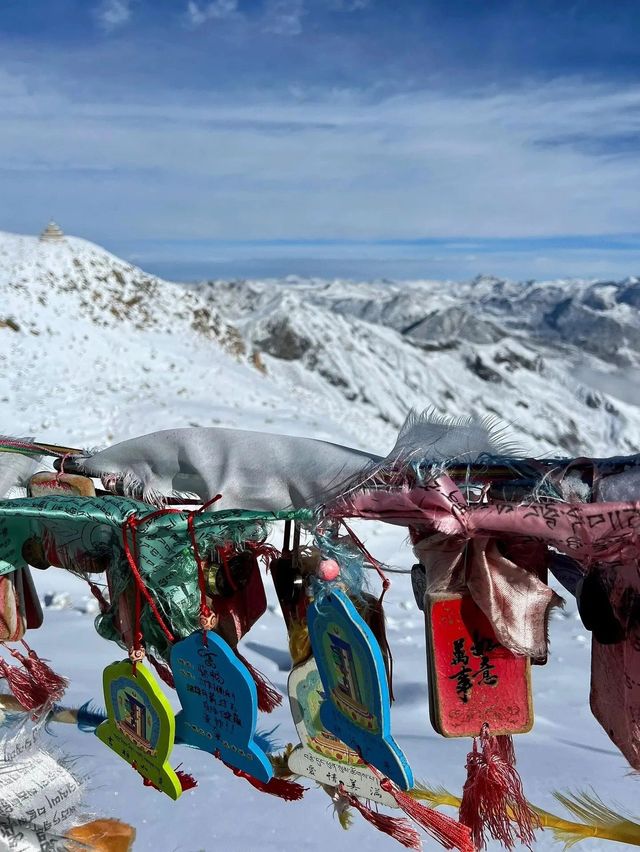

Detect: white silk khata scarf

[73,411,509,510]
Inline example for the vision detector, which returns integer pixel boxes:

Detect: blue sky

[1,0,640,280]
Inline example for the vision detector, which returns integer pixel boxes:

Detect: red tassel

[495,734,516,766]
[459,725,539,851]
[234,649,282,713]
[379,778,474,852]
[137,764,197,793]
[247,540,281,570]
[147,652,176,689]
[0,658,50,710]
[16,642,68,702]
[245,774,306,801]
[216,751,306,800]
[338,785,422,850]
[176,769,198,791]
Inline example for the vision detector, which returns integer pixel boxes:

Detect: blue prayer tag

[171,631,273,783]
[307,589,413,790]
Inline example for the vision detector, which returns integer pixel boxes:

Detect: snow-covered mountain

[198,272,640,456]
[1,228,639,458]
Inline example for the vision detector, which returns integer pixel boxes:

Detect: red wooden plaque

[425,593,533,737]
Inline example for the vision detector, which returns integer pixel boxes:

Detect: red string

[341,520,391,599]
[341,520,395,700]
[121,495,222,652]
[198,494,223,513]
[57,452,73,478]
[132,584,142,675]
[121,515,175,645]
[87,580,109,614]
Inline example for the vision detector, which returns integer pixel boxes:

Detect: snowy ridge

[199,275,640,456]
[0,231,366,452]
[1,227,639,458]
[0,231,240,346]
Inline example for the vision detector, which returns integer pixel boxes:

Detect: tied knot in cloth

[413,532,560,661]
[408,475,561,661]
[338,474,562,661]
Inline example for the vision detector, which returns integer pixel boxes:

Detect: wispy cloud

[330,0,371,10]
[263,0,305,36]
[186,0,239,27]
[534,131,640,158]
[95,0,132,32]
[2,59,640,255]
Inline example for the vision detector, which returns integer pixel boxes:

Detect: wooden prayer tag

[0,572,25,641]
[28,472,96,498]
[425,593,533,738]
[171,631,273,783]
[95,660,183,800]
[288,656,396,806]
[21,565,43,629]
[307,589,413,790]
[207,549,268,646]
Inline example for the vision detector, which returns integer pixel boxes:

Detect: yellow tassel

[288,620,312,665]
[410,782,461,810]
[410,782,640,848]
[547,791,640,848]
[319,782,354,831]
[270,744,297,778]
[338,804,354,831]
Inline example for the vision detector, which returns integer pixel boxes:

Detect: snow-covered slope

[2,229,639,457]
[0,232,363,451]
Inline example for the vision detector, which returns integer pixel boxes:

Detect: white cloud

[331,0,371,10]
[263,0,305,35]
[186,0,239,26]
[2,68,640,251]
[95,0,132,32]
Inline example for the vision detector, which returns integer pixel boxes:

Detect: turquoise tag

[171,631,273,783]
[307,589,413,790]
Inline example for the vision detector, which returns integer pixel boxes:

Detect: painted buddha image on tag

[307,588,413,790]
[288,656,397,806]
[426,593,533,738]
[96,660,183,800]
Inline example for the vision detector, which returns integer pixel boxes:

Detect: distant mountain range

[1,229,639,457]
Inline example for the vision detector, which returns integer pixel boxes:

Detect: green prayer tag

[95,659,183,800]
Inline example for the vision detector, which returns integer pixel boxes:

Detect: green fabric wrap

[0,496,314,659]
